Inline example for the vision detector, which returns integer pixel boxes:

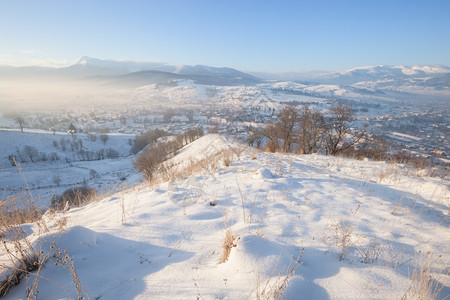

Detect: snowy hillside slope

[0,130,139,207]
[1,135,449,299]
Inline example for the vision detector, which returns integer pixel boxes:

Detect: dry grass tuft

[0,209,46,298]
[0,194,42,227]
[50,244,88,299]
[257,249,304,300]
[0,161,90,298]
[0,254,40,297]
[402,251,447,300]
[220,229,237,263]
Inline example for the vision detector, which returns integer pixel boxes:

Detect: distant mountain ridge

[1,57,449,89]
[252,64,450,90]
[318,65,450,85]
[0,56,261,86]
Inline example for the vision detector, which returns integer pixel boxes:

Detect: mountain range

[0,56,261,87]
[1,56,449,90]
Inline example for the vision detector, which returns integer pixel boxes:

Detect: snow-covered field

[0,130,140,207]
[1,135,449,299]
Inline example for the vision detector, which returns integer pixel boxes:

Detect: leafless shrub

[333,220,354,261]
[131,129,167,154]
[105,148,119,159]
[384,244,411,269]
[134,144,169,181]
[0,195,42,227]
[356,238,384,264]
[324,219,355,261]
[50,186,97,210]
[388,151,434,171]
[337,136,387,161]
[134,129,204,182]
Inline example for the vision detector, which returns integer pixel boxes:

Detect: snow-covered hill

[2,135,448,299]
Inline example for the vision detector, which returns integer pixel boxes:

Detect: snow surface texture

[2,135,449,299]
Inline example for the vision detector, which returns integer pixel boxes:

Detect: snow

[390,132,422,142]
[1,135,449,299]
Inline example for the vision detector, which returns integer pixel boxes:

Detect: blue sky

[1,0,449,71]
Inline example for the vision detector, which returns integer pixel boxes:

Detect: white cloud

[21,49,36,55]
[0,53,70,67]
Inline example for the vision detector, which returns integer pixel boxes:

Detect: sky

[1,0,450,72]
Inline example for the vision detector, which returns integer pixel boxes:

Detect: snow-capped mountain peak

[75,56,90,66]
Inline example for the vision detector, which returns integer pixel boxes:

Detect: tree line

[247,103,367,156]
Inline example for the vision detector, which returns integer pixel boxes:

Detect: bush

[96,149,105,160]
[50,186,97,210]
[49,152,60,161]
[89,169,99,178]
[389,151,432,169]
[87,133,97,142]
[23,145,39,162]
[39,152,48,162]
[134,145,168,181]
[131,129,168,154]
[134,129,203,181]
[106,148,119,159]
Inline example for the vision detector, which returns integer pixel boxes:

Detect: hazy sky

[1,0,449,72]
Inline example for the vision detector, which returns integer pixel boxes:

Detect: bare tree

[263,123,280,152]
[24,145,39,162]
[14,115,25,133]
[100,134,109,145]
[246,131,256,147]
[277,106,298,152]
[253,128,264,149]
[68,123,77,137]
[297,104,326,154]
[53,174,62,186]
[186,110,194,123]
[324,103,363,155]
[247,128,264,149]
